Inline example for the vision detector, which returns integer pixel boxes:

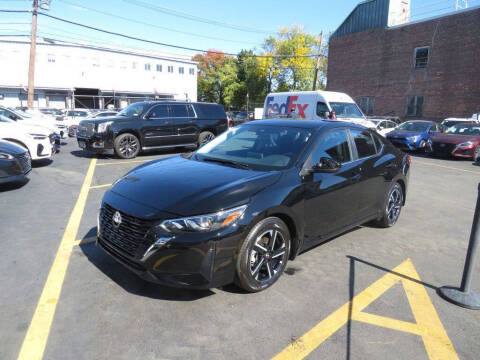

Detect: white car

[0,121,57,161]
[369,119,398,137]
[59,109,91,137]
[0,107,67,139]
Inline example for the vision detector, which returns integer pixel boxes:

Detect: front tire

[114,133,140,159]
[235,217,290,292]
[375,182,404,228]
[198,131,215,147]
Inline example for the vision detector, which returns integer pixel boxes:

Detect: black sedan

[0,140,32,184]
[97,120,410,292]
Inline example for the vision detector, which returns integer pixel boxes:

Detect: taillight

[406,155,411,164]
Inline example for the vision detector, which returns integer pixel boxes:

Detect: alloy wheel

[201,133,215,145]
[119,135,139,158]
[386,186,403,224]
[249,229,287,282]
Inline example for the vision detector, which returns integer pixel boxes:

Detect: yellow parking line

[96,158,156,166]
[90,183,112,189]
[414,160,480,174]
[17,158,97,360]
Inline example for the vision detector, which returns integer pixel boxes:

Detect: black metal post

[438,183,480,309]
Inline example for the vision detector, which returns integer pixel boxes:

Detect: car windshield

[195,124,313,171]
[66,111,88,117]
[442,120,465,128]
[329,102,364,119]
[445,125,480,135]
[396,122,429,132]
[0,114,14,123]
[118,103,148,117]
[12,109,31,118]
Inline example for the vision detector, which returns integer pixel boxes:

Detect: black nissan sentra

[97,120,410,292]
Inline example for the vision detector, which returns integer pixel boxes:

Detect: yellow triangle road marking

[272,259,458,360]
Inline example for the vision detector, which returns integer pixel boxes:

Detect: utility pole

[312,31,324,91]
[27,0,38,109]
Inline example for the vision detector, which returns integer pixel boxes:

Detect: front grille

[16,152,31,174]
[100,204,155,258]
[69,125,79,137]
[78,123,95,137]
[433,142,455,156]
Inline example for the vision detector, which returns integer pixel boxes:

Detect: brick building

[327,0,480,122]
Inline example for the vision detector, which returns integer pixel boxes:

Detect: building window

[189,68,195,75]
[156,64,162,72]
[145,63,151,71]
[47,54,55,63]
[132,62,137,69]
[414,47,429,69]
[168,65,174,73]
[405,96,424,116]
[358,96,375,116]
[179,67,184,74]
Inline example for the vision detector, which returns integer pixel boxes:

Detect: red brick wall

[327,8,480,122]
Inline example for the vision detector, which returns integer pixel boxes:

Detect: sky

[0,0,475,58]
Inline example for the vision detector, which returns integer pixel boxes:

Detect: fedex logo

[265,96,309,119]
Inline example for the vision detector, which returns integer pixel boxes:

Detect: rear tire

[198,131,215,147]
[235,217,290,292]
[114,133,140,159]
[375,182,404,228]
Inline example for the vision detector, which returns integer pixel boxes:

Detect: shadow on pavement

[32,158,53,168]
[344,255,439,360]
[78,227,214,301]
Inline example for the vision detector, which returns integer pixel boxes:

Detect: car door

[348,128,390,217]
[171,104,197,145]
[303,128,362,242]
[142,104,175,147]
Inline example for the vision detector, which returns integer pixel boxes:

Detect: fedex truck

[263,90,375,128]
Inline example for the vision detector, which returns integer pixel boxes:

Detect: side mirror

[312,157,341,173]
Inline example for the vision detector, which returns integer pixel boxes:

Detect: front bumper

[388,137,422,151]
[31,137,56,160]
[77,134,113,152]
[96,196,243,289]
[0,152,31,184]
[432,143,475,158]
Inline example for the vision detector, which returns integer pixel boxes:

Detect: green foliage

[193,27,328,110]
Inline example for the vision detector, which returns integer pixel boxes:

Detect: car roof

[246,119,366,130]
[402,120,435,124]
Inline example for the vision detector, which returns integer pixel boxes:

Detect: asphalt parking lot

[1,139,480,360]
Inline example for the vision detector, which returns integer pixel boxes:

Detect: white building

[0,37,198,109]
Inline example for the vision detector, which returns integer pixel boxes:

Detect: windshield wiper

[202,157,249,169]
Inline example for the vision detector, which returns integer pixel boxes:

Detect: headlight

[97,121,113,133]
[0,152,14,160]
[457,141,474,148]
[29,133,48,140]
[407,135,420,142]
[160,205,247,233]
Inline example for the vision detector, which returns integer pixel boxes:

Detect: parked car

[0,140,32,184]
[369,119,398,137]
[96,120,410,292]
[77,101,228,159]
[367,115,401,125]
[0,106,66,139]
[263,90,376,129]
[39,108,63,117]
[386,120,443,152]
[0,121,58,161]
[431,123,480,160]
[441,118,478,129]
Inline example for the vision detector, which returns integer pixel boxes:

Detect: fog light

[141,237,171,261]
[93,141,104,148]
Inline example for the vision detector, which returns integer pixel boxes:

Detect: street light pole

[27,0,38,109]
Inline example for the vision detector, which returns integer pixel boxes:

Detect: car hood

[431,134,480,144]
[19,118,57,133]
[110,155,282,216]
[387,130,424,138]
[0,140,26,155]
[12,122,51,135]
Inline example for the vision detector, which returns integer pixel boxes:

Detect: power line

[0,9,320,59]
[122,0,274,34]
[57,0,260,46]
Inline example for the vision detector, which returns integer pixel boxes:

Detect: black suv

[77,101,228,159]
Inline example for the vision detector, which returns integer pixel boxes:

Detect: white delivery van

[263,90,375,128]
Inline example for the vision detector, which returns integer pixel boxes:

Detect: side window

[149,104,169,118]
[312,129,351,164]
[186,104,196,117]
[387,121,396,129]
[350,129,377,158]
[372,133,383,153]
[316,102,329,118]
[170,105,189,118]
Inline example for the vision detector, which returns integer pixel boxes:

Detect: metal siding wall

[332,0,390,38]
